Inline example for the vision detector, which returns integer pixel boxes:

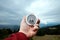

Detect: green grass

[33,35,60,40]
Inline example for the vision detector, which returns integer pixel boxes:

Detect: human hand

[19,16,40,37]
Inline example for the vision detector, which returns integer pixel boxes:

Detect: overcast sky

[0,0,60,27]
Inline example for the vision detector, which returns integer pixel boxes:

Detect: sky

[0,0,60,27]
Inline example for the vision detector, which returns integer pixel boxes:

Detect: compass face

[26,14,36,25]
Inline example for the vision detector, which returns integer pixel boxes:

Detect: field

[33,35,60,40]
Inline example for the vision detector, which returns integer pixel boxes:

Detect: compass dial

[26,14,36,25]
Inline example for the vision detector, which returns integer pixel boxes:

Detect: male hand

[19,16,40,37]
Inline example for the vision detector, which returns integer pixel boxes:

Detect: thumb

[22,16,26,23]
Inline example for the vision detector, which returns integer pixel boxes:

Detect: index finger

[36,19,40,24]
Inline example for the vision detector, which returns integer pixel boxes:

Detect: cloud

[0,0,60,25]
[0,0,34,25]
[25,0,60,25]
[0,22,10,25]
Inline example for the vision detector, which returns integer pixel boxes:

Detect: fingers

[35,19,40,28]
[22,16,40,24]
[34,24,39,27]
[34,24,39,30]
[22,16,40,27]
[36,19,40,24]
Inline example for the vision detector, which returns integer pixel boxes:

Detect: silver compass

[26,14,37,25]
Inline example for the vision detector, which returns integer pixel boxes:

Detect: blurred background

[0,0,60,40]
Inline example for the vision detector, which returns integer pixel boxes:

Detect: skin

[19,16,40,38]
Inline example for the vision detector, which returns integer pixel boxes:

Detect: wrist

[19,30,30,37]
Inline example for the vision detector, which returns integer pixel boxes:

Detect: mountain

[0,25,20,32]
